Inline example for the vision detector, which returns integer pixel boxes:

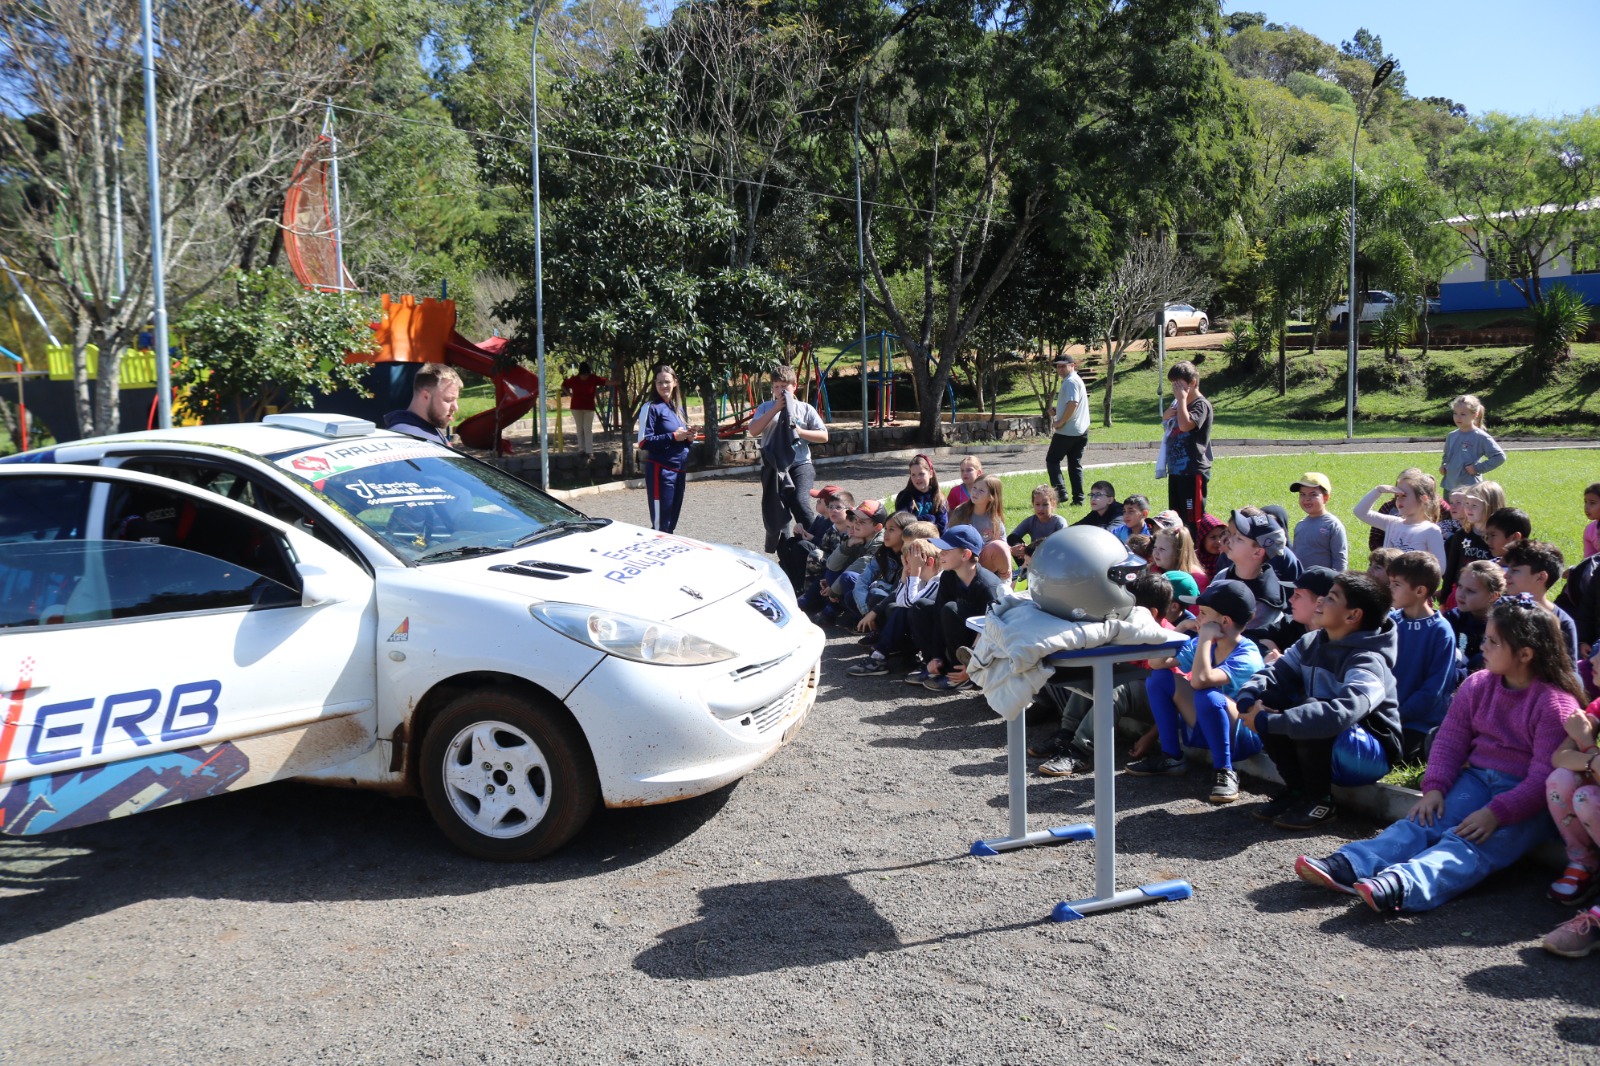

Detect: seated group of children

[779,452,1600,956]
[1032,464,1600,957]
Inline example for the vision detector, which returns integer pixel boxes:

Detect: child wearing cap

[817,499,886,624]
[778,484,845,591]
[1213,510,1288,635]
[1164,570,1201,625]
[1236,571,1404,830]
[1033,572,1177,776]
[1291,473,1348,572]
[1254,566,1338,664]
[1128,578,1266,804]
[907,524,1005,692]
[794,489,855,611]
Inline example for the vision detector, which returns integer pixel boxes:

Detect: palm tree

[1265,163,1448,410]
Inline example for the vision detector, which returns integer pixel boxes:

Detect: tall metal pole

[1346,60,1395,442]
[140,0,171,429]
[531,4,549,488]
[325,103,348,292]
[113,137,126,300]
[1345,133,1359,441]
[853,84,869,455]
[1155,302,1167,417]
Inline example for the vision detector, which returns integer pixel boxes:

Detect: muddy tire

[420,688,598,861]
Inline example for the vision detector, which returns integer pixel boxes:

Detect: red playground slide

[445,332,541,455]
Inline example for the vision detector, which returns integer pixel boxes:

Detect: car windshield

[268,436,591,564]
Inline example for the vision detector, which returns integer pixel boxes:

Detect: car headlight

[529,603,735,666]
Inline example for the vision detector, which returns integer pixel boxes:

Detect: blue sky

[1227,1,1600,116]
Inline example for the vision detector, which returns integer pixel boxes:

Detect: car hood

[429,522,760,619]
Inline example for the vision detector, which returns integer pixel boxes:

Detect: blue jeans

[1338,766,1556,912]
[1147,668,1262,771]
[873,605,913,657]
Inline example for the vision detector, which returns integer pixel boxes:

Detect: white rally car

[0,414,822,860]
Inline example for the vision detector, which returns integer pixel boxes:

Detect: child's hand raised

[1408,790,1446,826]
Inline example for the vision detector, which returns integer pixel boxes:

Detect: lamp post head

[1372,60,1396,90]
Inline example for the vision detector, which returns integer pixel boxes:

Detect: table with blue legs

[969,634,1193,922]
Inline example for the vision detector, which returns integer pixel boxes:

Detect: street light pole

[140,0,171,430]
[853,86,868,454]
[1346,59,1395,441]
[530,3,550,488]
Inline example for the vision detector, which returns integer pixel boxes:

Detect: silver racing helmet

[1028,525,1145,622]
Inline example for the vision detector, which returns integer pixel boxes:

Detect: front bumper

[566,618,824,807]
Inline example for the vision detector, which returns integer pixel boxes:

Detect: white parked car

[1163,303,1209,336]
[0,414,821,860]
[1325,290,1438,324]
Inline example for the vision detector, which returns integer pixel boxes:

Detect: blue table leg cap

[1050,901,1085,923]
[1048,824,1095,842]
[1140,879,1193,902]
[970,840,1000,857]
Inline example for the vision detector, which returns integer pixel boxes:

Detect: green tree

[1264,162,1449,410]
[175,270,376,424]
[1437,110,1600,307]
[487,62,806,472]
[0,0,368,436]
[852,0,1247,443]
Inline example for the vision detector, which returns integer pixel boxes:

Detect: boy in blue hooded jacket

[1237,571,1405,831]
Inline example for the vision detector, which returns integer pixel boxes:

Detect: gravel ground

[2,439,1597,1064]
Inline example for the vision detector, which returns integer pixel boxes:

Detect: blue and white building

[1438,198,1600,313]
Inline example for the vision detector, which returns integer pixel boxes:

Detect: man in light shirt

[1045,354,1090,507]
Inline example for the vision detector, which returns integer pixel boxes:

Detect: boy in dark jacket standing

[1236,571,1404,831]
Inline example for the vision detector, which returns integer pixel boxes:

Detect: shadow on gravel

[633,860,1042,980]
[0,779,733,945]
[1461,948,1600,1046]
[862,697,1004,753]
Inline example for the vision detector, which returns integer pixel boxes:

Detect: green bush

[1524,284,1594,368]
[1371,303,1415,358]
[1222,316,1269,375]
[176,269,377,424]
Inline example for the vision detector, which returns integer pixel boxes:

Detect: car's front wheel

[420,689,598,861]
[1196,316,1209,335]
[1164,320,1177,337]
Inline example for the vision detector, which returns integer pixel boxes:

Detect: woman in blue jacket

[638,364,692,533]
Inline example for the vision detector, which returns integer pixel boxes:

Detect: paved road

[2,441,1596,1063]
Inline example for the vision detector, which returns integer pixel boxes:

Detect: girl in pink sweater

[1295,598,1582,912]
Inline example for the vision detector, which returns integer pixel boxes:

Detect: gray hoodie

[1441,427,1506,493]
[1234,618,1404,763]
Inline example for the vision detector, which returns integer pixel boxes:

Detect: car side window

[0,478,300,629]
[102,481,300,590]
[116,457,366,567]
[0,478,93,627]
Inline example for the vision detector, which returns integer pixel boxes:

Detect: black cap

[1180,578,1257,627]
[1291,566,1339,598]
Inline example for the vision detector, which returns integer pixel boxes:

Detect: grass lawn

[994,447,1600,574]
[453,336,1600,446]
[984,342,1600,442]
